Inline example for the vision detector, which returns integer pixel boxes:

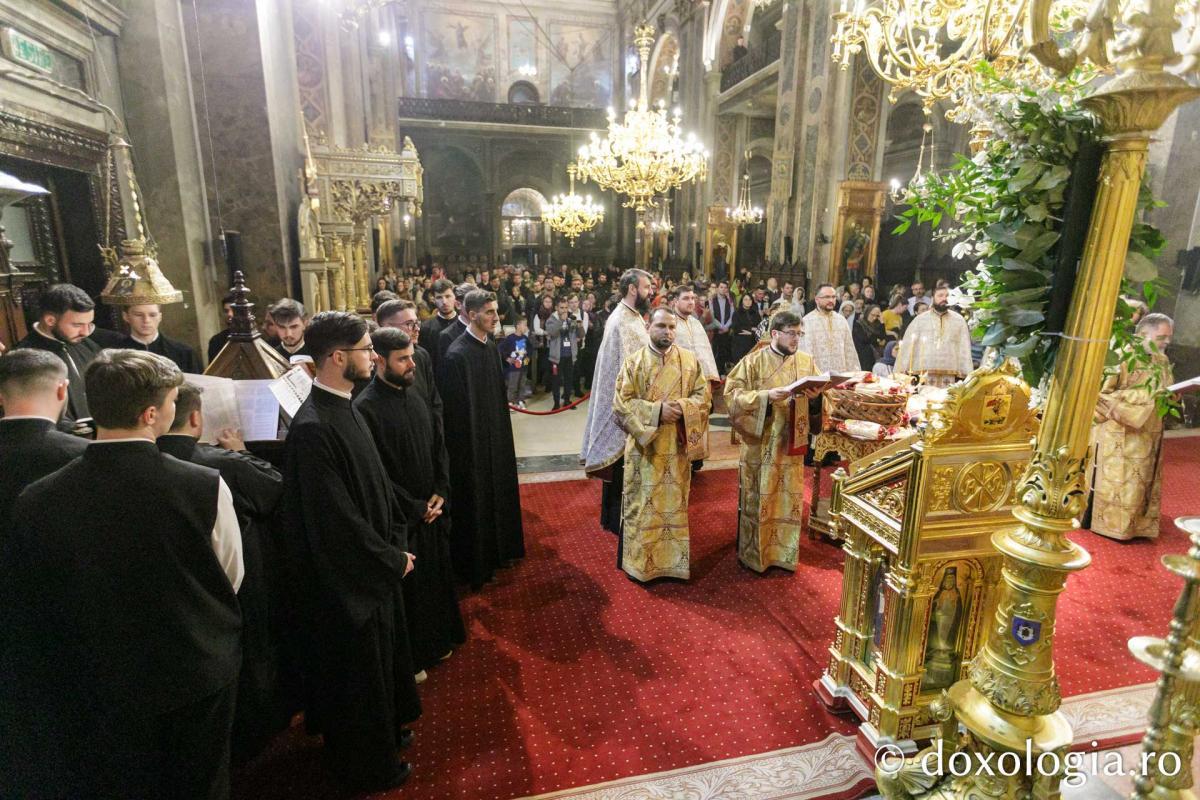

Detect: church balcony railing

[397,97,608,129]
[719,32,781,93]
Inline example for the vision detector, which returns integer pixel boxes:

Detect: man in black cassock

[0,350,87,528]
[0,350,88,793]
[14,283,102,426]
[158,383,287,765]
[207,293,236,364]
[439,289,525,589]
[418,278,458,366]
[280,311,420,792]
[376,298,442,420]
[356,327,466,671]
[1,349,243,800]
[433,282,473,372]
[119,303,203,373]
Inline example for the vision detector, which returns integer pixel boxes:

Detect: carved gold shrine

[298,132,423,314]
[814,358,1039,756]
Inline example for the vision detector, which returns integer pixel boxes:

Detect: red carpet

[235,436,1199,800]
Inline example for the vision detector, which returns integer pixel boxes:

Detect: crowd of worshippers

[0,281,525,796]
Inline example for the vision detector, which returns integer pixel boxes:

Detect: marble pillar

[116,0,217,352]
[180,0,302,305]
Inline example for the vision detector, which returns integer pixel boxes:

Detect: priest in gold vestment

[801,283,859,372]
[1090,313,1174,541]
[725,311,823,572]
[894,282,973,387]
[612,308,711,582]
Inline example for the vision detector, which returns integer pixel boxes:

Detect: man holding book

[724,311,827,572]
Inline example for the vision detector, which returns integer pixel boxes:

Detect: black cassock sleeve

[289,423,407,625]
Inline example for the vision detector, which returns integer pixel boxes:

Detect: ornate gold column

[889,5,1200,799]
[317,267,331,311]
[354,234,370,311]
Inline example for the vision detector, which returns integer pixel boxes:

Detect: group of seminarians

[0,281,526,797]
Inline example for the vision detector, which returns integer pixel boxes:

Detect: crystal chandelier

[889,120,934,203]
[726,164,763,226]
[575,24,708,212]
[829,0,1091,120]
[543,164,605,246]
[648,196,673,234]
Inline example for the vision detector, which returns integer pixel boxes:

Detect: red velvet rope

[508,392,591,415]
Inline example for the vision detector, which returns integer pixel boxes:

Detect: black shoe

[552,404,561,410]
[378,762,412,790]
[399,728,415,749]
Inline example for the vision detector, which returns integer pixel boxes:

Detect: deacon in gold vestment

[612,308,711,582]
[1090,313,1174,541]
[725,311,822,572]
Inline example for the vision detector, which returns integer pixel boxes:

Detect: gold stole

[772,355,809,456]
[647,348,706,461]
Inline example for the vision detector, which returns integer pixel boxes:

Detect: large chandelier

[726,165,763,227]
[543,164,605,246]
[575,24,708,212]
[830,0,1090,120]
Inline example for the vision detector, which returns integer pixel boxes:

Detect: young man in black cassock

[356,327,466,671]
[418,278,458,370]
[0,350,88,793]
[433,282,473,373]
[280,311,420,791]
[0,350,88,527]
[158,383,288,764]
[0,349,244,800]
[13,283,102,426]
[376,298,443,421]
[119,303,203,373]
[439,289,525,589]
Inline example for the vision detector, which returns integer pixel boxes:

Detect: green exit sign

[3,28,54,74]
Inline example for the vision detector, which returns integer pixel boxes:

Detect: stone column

[117,0,216,352]
[786,0,842,279]
[179,0,302,304]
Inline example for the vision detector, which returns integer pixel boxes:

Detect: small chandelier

[648,196,673,234]
[726,165,763,227]
[575,24,708,212]
[543,164,605,246]
[889,120,935,204]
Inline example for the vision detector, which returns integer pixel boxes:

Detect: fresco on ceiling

[423,10,497,102]
[548,22,612,108]
[508,18,537,75]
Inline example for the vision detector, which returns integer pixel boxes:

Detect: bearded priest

[612,307,710,582]
[581,269,652,533]
[724,310,825,572]
[894,281,973,387]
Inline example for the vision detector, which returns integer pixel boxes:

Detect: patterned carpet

[233,437,1199,800]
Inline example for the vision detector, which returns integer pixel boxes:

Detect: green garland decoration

[893,70,1174,414]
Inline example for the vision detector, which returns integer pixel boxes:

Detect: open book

[184,374,283,444]
[1168,376,1200,395]
[783,372,858,394]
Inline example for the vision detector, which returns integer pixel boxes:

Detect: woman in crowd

[532,294,555,390]
[731,292,761,366]
[854,304,888,371]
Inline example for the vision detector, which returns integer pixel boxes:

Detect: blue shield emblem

[1011,616,1041,647]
